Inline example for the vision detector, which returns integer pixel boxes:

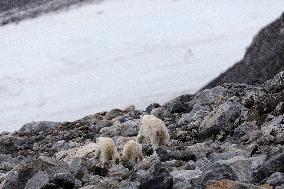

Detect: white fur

[122,140,143,162]
[95,137,119,166]
[137,115,170,150]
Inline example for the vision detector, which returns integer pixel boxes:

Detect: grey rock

[93,120,112,132]
[197,164,239,188]
[161,160,184,170]
[215,156,254,182]
[20,121,60,134]
[0,154,18,173]
[150,107,170,120]
[253,152,284,183]
[1,163,38,189]
[183,160,196,170]
[178,105,211,128]
[266,172,284,187]
[55,143,98,163]
[105,109,124,120]
[117,181,139,189]
[186,142,213,159]
[275,102,284,115]
[69,158,92,180]
[156,147,170,162]
[132,170,152,183]
[169,149,197,162]
[100,119,140,137]
[193,86,230,107]
[164,94,193,114]
[195,157,214,172]
[146,103,161,113]
[49,172,76,189]
[276,184,284,189]
[81,174,103,186]
[258,115,284,145]
[208,143,248,162]
[263,71,284,93]
[108,164,129,178]
[134,162,173,189]
[24,171,49,189]
[119,120,140,137]
[170,169,202,189]
[233,122,259,139]
[199,97,244,139]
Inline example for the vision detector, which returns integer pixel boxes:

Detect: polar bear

[95,137,119,166]
[122,140,143,163]
[137,115,170,150]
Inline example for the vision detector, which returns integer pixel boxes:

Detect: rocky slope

[0,0,101,26]
[203,13,284,89]
[0,71,283,189]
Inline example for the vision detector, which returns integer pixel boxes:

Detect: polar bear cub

[137,115,170,150]
[95,137,119,166]
[122,140,143,163]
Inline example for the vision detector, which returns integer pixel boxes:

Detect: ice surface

[1,0,284,131]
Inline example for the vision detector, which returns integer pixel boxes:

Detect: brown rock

[205,179,273,189]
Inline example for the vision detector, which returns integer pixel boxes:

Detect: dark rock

[1,163,38,189]
[169,149,197,162]
[94,120,112,132]
[265,172,284,187]
[183,160,196,170]
[146,103,161,113]
[150,107,170,120]
[275,102,284,114]
[197,164,239,188]
[257,115,284,145]
[24,171,49,189]
[263,71,284,93]
[233,122,259,139]
[49,173,76,189]
[164,94,193,114]
[253,152,284,183]
[138,167,173,189]
[141,144,154,156]
[92,166,108,177]
[0,154,18,173]
[276,185,284,189]
[199,97,244,139]
[100,119,140,137]
[105,109,124,120]
[156,147,170,162]
[20,121,60,134]
[69,158,91,180]
[170,169,202,189]
[195,157,214,172]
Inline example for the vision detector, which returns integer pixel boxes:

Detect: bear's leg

[138,152,144,162]
[150,136,160,150]
[112,149,120,164]
[100,152,109,167]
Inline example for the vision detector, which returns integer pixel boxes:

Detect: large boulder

[199,97,244,139]
[20,121,61,134]
[253,152,284,183]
